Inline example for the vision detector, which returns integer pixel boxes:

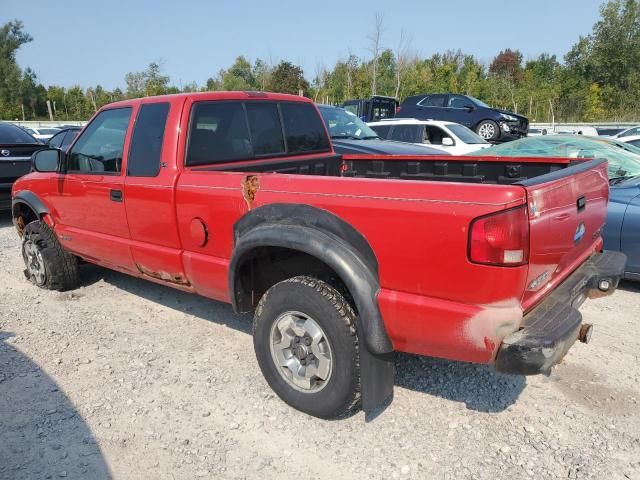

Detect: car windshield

[475,135,640,182]
[467,96,490,108]
[318,106,378,140]
[446,124,488,144]
[0,124,38,144]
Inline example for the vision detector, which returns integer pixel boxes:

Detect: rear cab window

[185,100,330,166]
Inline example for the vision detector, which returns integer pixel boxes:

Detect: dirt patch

[1,212,639,480]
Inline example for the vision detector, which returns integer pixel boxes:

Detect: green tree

[124,62,170,98]
[221,56,257,90]
[267,61,309,95]
[0,20,33,119]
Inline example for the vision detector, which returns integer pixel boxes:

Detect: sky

[2,0,605,90]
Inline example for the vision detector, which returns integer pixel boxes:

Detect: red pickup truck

[11,92,626,419]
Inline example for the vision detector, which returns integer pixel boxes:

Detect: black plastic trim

[516,158,606,187]
[230,206,392,355]
[12,190,50,217]
[495,250,627,375]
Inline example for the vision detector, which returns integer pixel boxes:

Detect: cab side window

[67,108,132,173]
[128,103,170,177]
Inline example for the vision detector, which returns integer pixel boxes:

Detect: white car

[367,119,492,155]
[23,127,61,142]
[610,125,640,139]
[617,134,640,148]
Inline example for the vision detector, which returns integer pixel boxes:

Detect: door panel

[53,174,135,270]
[47,107,135,270]
[124,100,185,283]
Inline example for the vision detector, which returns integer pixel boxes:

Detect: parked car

[610,125,640,139]
[317,105,445,155]
[47,126,82,151]
[341,96,398,122]
[0,123,44,210]
[396,93,529,142]
[23,126,61,142]
[12,91,624,419]
[596,127,626,136]
[368,119,491,155]
[471,135,640,280]
[618,135,640,149]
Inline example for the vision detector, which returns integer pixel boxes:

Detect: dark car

[0,123,44,210]
[341,96,399,122]
[47,126,82,151]
[396,93,528,142]
[317,105,446,155]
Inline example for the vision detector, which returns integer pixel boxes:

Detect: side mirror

[464,105,476,111]
[442,137,455,147]
[32,148,61,173]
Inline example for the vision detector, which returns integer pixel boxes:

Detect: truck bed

[194,153,572,184]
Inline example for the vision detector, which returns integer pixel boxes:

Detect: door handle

[110,189,123,202]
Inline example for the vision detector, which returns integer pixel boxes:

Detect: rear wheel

[476,120,500,141]
[253,276,361,419]
[22,220,78,291]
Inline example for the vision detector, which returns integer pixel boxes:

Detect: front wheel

[22,220,79,291]
[476,120,500,141]
[253,276,361,419]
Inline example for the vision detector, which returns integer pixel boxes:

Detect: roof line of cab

[103,91,313,109]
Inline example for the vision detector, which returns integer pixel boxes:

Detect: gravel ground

[1,210,639,480]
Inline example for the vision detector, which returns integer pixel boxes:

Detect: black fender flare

[230,204,393,355]
[11,190,49,218]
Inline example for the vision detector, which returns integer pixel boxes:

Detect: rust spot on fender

[242,175,260,210]
[136,264,190,286]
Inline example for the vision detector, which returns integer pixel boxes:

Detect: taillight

[395,106,402,114]
[469,206,529,266]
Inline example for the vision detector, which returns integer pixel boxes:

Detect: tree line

[1,0,639,123]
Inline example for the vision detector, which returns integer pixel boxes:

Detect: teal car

[469,135,640,280]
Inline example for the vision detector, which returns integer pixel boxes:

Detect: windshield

[318,106,379,140]
[467,95,490,108]
[477,136,640,181]
[0,124,38,144]
[446,123,488,144]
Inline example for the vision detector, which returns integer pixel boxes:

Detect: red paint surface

[12,91,610,365]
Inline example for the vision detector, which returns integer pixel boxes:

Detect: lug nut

[598,279,611,292]
[304,337,312,346]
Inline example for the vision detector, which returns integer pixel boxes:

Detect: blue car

[471,135,640,280]
[606,177,640,280]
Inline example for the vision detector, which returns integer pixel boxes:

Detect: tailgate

[521,159,609,311]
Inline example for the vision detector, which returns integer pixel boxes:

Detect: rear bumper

[495,250,626,375]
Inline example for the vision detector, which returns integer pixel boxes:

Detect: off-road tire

[22,220,79,291]
[253,276,361,419]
